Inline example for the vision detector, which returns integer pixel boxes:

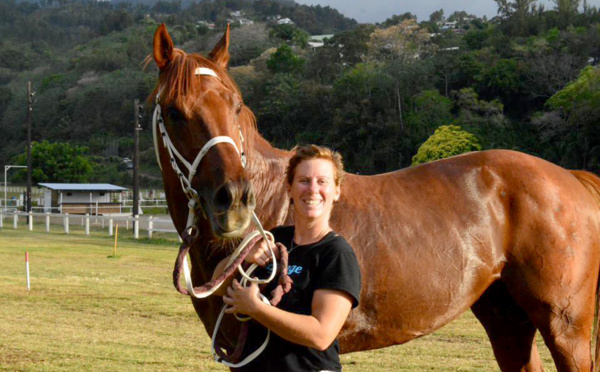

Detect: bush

[412,125,481,165]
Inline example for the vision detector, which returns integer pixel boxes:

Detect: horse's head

[152,24,256,239]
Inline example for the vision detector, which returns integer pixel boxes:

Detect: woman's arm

[223,279,353,350]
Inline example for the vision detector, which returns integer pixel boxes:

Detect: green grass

[0,228,558,371]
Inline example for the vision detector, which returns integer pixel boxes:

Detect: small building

[308,34,334,48]
[441,21,458,30]
[277,18,294,25]
[196,20,216,30]
[39,183,128,215]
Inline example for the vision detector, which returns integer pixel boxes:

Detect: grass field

[0,228,558,371]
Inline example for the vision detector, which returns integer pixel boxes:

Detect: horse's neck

[246,136,291,229]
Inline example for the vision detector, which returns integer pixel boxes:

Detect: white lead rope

[153,66,277,368]
[182,213,277,299]
[181,212,277,368]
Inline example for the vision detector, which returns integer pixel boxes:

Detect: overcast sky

[294,0,597,24]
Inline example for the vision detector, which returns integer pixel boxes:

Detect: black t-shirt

[236,225,361,372]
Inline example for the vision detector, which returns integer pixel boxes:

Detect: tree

[382,12,416,27]
[533,65,600,169]
[266,45,305,74]
[429,9,444,23]
[306,24,374,83]
[452,88,512,148]
[494,0,537,36]
[12,140,93,183]
[228,23,274,67]
[367,20,434,63]
[412,125,482,165]
[523,47,585,101]
[406,90,453,142]
[546,65,600,115]
[367,20,436,129]
[269,24,309,48]
[327,63,403,172]
[553,0,580,28]
[448,10,473,22]
[476,58,528,115]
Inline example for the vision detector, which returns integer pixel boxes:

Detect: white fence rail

[0,211,180,241]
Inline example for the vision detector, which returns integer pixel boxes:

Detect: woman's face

[288,158,340,223]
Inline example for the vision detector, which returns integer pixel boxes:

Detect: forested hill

[1,0,600,187]
[0,0,356,185]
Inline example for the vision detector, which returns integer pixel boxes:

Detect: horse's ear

[153,23,175,71]
[209,24,231,70]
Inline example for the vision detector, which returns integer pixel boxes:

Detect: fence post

[85,214,90,236]
[109,218,113,236]
[0,212,3,229]
[64,213,69,234]
[13,213,18,229]
[45,212,50,233]
[28,211,33,231]
[134,215,139,239]
[148,216,153,239]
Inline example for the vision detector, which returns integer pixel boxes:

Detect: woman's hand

[223,278,263,316]
[245,235,275,267]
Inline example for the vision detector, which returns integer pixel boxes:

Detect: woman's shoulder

[319,232,355,256]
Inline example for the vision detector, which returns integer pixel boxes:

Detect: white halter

[152,66,276,368]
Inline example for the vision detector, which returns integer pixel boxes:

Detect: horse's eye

[236,102,243,115]
[166,108,185,125]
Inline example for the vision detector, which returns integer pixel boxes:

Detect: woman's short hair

[286,144,345,187]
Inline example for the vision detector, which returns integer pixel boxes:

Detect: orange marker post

[113,224,119,257]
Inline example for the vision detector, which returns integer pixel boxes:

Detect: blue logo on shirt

[288,265,303,275]
[266,264,303,275]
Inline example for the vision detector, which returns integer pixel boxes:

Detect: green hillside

[2,0,600,187]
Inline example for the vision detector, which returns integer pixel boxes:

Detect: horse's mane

[148,48,258,149]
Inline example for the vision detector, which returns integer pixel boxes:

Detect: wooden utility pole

[26,81,34,217]
[132,99,142,231]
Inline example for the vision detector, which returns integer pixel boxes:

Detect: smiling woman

[212,144,361,372]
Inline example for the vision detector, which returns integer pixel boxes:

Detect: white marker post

[25,251,30,291]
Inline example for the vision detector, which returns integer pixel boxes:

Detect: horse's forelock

[153,49,257,151]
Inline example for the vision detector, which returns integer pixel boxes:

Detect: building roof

[309,34,334,42]
[38,183,128,192]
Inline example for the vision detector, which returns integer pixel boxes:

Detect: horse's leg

[520,293,593,372]
[471,281,544,372]
[502,267,595,372]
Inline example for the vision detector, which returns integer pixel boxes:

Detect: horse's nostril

[213,181,255,210]
[244,185,256,208]
[213,184,232,209]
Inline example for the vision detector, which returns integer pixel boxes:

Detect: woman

[211,144,361,372]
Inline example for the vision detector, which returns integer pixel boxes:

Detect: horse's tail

[570,170,600,372]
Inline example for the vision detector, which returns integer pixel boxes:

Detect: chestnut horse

[151,23,600,371]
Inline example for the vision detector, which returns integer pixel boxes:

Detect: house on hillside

[39,183,128,215]
[441,21,458,30]
[277,18,294,25]
[196,20,216,30]
[308,34,334,48]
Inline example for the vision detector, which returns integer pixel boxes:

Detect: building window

[67,192,72,196]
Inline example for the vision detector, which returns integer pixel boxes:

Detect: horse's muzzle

[205,180,256,238]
